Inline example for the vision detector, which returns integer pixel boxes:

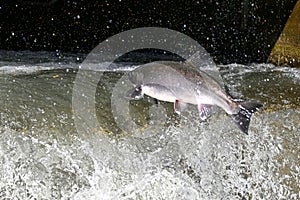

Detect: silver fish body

[126,61,262,134]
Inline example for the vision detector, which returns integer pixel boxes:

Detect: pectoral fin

[125,86,143,100]
[198,104,213,120]
[174,100,187,114]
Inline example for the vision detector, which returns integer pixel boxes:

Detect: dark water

[0,51,299,199]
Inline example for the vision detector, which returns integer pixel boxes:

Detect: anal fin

[198,104,213,120]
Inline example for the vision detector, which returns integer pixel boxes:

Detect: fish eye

[135,86,141,91]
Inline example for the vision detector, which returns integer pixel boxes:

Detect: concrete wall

[269,0,300,67]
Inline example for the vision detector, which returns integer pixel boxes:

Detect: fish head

[126,61,202,104]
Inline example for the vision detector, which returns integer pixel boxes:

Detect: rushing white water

[0,51,299,199]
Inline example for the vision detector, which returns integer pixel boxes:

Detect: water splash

[0,51,299,199]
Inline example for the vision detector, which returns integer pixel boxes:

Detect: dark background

[0,0,297,64]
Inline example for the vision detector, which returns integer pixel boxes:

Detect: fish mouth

[125,85,143,100]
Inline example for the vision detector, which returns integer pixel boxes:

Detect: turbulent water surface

[0,50,299,199]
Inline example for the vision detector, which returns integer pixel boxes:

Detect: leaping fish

[126,61,262,134]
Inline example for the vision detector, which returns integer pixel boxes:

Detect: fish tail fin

[231,101,263,134]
